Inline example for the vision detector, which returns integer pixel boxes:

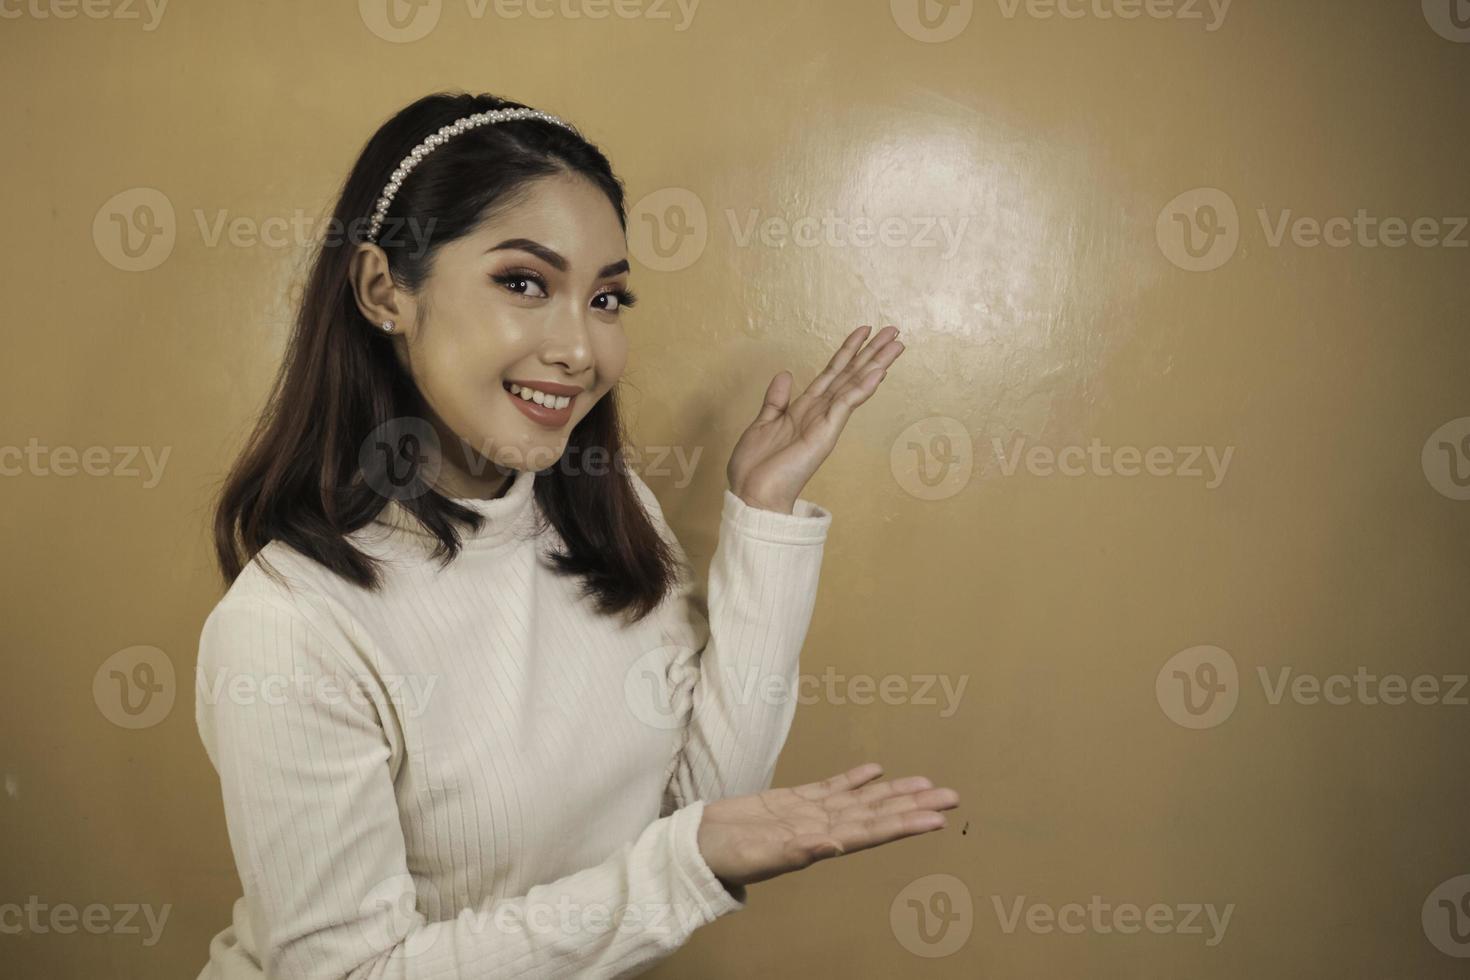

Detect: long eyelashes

[490,270,636,312]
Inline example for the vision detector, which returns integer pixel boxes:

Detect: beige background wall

[3,1,1468,976]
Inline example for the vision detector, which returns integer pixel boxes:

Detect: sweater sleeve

[195,588,743,980]
[626,475,832,821]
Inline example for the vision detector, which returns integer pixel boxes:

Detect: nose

[537,304,595,379]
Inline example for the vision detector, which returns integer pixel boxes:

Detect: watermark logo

[93,188,176,272]
[360,0,699,42]
[0,897,171,947]
[991,436,1233,488]
[94,191,435,270]
[891,0,974,43]
[891,873,974,957]
[93,646,176,730]
[1156,187,1239,272]
[0,0,169,30]
[1422,416,1470,501]
[1258,666,1467,707]
[726,209,969,260]
[0,439,171,487]
[191,209,429,253]
[361,875,707,947]
[560,443,702,487]
[359,874,441,957]
[623,644,695,731]
[890,416,974,501]
[1423,0,1470,42]
[487,894,704,940]
[1156,645,1238,730]
[628,187,708,272]
[1423,874,1470,958]
[890,421,1233,497]
[629,189,971,270]
[625,655,969,727]
[992,895,1233,946]
[1257,209,1468,249]
[892,0,1232,41]
[994,0,1232,31]
[723,665,971,717]
[1159,187,1469,270]
[359,0,443,42]
[360,417,444,502]
[195,667,440,719]
[487,0,700,30]
[1159,648,1467,727]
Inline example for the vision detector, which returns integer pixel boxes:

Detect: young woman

[195,91,960,979]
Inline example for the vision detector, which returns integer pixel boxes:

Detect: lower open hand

[695,762,960,889]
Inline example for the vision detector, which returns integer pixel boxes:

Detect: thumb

[792,833,846,863]
[755,371,792,424]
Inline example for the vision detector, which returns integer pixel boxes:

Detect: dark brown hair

[212,91,678,623]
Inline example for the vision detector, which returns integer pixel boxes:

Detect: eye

[593,287,638,314]
[491,270,548,299]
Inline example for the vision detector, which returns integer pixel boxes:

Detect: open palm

[696,762,960,889]
[727,325,905,513]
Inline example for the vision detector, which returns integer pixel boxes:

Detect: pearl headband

[366,106,581,245]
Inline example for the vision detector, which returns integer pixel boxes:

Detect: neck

[432,465,514,501]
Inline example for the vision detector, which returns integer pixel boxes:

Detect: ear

[348,243,414,336]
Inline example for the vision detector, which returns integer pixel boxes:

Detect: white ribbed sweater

[194,466,832,979]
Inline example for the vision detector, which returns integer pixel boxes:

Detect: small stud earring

[380,320,396,334]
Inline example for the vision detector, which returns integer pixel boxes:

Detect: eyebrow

[486,238,629,279]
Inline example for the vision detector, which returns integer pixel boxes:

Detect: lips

[503,380,576,429]
[504,379,584,397]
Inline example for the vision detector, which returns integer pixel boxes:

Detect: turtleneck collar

[368,465,540,551]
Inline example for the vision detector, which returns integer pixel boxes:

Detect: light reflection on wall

[820,105,1141,465]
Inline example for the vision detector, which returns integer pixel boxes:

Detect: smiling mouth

[503,381,577,408]
[503,381,576,428]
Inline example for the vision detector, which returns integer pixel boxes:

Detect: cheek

[594,330,629,391]
[410,317,528,427]
[422,339,497,408]
[423,311,530,383]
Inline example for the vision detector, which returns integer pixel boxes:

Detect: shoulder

[197,541,369,675]
[214,540,339,618]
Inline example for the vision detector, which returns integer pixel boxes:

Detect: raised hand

[727,325,905,514]
[695,762,960,889]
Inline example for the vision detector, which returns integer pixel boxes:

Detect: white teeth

[508,383,573,410]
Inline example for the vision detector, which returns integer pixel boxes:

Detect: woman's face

[370,172,633,496]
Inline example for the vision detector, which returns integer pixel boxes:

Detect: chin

[493,440,567,473]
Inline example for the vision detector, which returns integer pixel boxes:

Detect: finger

[837,365,888,411]
[806,328,899,407]
[842,325,901,378]
[825,340,903,407]
[801,326,871,402]
[866,787,962,819]
[827,775,934,813]
[755,371,793,423]
[792,762,884,801]
[830,785,957,823]
[803,365,887,445]
[827,809,949,856]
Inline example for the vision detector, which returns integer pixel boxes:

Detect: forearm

[663,489,831,808]
[320,802,742,980]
